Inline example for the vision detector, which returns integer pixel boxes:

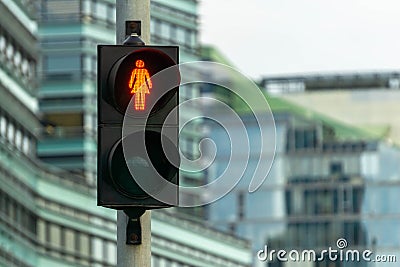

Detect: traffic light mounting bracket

[125,208,145,245]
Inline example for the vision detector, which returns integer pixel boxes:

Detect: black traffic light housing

[97,45,180,210]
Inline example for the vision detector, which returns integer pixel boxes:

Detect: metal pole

[117,211,151,267]
[115,1,151,267]
[116,0,150,44]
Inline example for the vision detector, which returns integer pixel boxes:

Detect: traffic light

[97,45,180,210]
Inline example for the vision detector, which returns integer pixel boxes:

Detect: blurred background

[0,0,399,266]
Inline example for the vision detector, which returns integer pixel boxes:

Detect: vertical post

[115,1,151,267]
[117,211,151,267]
[116,0,150,44]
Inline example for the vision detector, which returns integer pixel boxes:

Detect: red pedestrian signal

[105,47,179,119]
[128,59,153,111]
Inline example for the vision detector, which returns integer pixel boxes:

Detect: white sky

[199,0,400,80]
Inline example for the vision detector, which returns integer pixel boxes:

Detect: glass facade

[0,1,252,267]
[37,0,114,183]
[201,50,400,266]
[151,0,206,218]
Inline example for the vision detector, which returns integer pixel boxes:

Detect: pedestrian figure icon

[128,59,153,110]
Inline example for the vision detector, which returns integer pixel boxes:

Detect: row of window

[42,54,94,81]
[0,246,32,267]
[230,180,364,222]
[42,52,99,82]
[0,186,241,267]
[286,128,319,151]
[36,197,115,232]
[151,19,198,51]
[82,0,115,24]
[0,189,36,238]
[153,235,247,267]
[0,151,117,267]
[0,146,241,267]
[0,113,33,156]
[179,137,200,160]
[0,171,116,266]
[40,24,197,82]
[286,181,364,216]
[269,220,367,249]
[0,179,37,266]
[39,0,116,27]
[41,35,109,58]
[0,28,36,91]
[180,83,201,101]
[286,127,374,153]
[151,1,198,26]
[152,255,192,267]
[37,219,116,266]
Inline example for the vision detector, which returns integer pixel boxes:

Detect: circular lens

[109,137,147,198]
[109,48,179,116]
[109,130,179,199]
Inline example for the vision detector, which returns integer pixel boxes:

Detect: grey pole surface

[117,211,151,266]
[116,1,151,267]
[116,0,150,44]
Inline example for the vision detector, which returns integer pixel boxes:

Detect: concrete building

[151,0,206,218]
[202,47,400,267]
[260,72,400,145]
[0,1,252,267]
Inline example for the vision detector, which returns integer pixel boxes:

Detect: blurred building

[151,0,206,218]
[261,72,400,145]
[0,1,252,267]
[202,46,400,267]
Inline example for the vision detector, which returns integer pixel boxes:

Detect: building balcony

[36,126,96,172]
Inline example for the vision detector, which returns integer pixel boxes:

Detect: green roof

[201,45,383,142]
[201,45,236,67]
[265,93,381,141]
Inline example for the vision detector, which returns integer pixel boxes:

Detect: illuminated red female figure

[128,59,153,110]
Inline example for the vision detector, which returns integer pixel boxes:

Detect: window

[45,55,81,72]
[0,116,6,137]
[107,3,116,23]
[7,122,14,143]
[82,0,91,15]
[83,55,92,73]
[78,233,90,257]
[0,35,5,51]
[22,136,30,154]
[38,220,46,244]
[15,130,22,150]
[106,242,117,265]
[82,55,97,78]
[64,229,75,253]
[237,192,245,219]
[91,237,103,261]
[6,43,13,59]
[42,0,80,21]
[176,27,185,44]
[21,59,29,75]
[287,128,318,151]
[160,22,170,39]
[330,162,342,174]
[185,29,194,47]
[49,224,61,248]
[95,2,107,20]
[27,61,35,79]
[14,51,21,66]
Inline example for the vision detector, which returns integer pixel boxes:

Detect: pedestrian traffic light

[97,45,180,210]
